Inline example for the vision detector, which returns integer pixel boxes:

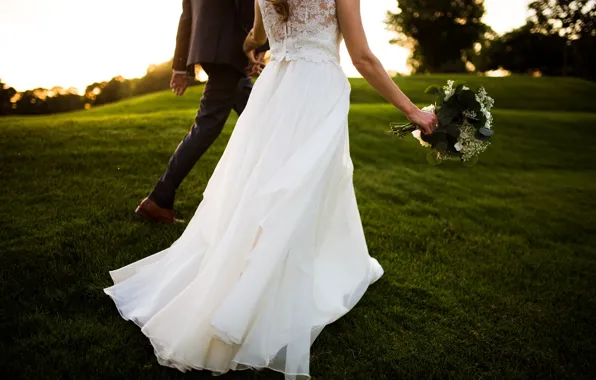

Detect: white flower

[463,86,470,90]
[475,94,484,109]
[443,80,455,101]
[454,142,463,151]
[485,113,493,129]
[421,104,436,113]
[475,93,494,130]
[476,87,495,112]
[412,129,432,147]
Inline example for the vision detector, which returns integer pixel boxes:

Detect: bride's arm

[244,0,268,64]
[337,0,437,135]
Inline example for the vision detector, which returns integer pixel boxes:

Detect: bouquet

[390,80,495,166]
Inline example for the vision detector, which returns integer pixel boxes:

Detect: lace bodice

[259,0,342,64]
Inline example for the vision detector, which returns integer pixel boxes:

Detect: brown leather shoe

[135,198,176,224]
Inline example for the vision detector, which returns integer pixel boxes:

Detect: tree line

[387,0,595,80]
[0,60,199,116]
[1,0,594,117]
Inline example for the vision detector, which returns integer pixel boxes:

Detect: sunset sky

[0,0,528,93]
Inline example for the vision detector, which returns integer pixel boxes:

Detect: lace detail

[259,0,342,64]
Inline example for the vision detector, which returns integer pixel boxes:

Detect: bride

[104,0,438,378]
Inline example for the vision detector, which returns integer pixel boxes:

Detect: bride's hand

[248,52,266,77]
[406,107,438,135]
[244,30,263,63]
[244,30,266,76]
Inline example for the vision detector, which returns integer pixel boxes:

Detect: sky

[0,0,529,93]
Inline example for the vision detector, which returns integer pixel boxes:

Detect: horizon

[0,0,528,94]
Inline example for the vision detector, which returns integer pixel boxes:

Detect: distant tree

[570,34,596,80]
[3,58,199,116]
[100,76,132,105]
[46,87,85,113]
[5,85,85,115]
[477,23,568,75]
[85,81,106,103]
[0,79,17,116]
[529,0,595,38]
[14,88,50,115]
[528,0,595,77]
[386,0,488,73]
[132,60,175,96]
[85,76,132,106]
[463,25,498,73]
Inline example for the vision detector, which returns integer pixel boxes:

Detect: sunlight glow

[486,68,512,77]
[197,69,209,83]
[0,0,528,93]
[0,0,179,92]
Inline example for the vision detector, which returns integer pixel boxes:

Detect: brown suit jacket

[173,0,258,74]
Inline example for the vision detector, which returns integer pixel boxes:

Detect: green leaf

[438,99,464,127]
[458,90,480,112]
[425,85,441,96]
[420,130,436,145]
[445,123,461,139]
[421,131,449,152]
[445,93,464,109]
[476,127,494,141]
[454,83,466,95]
[434,138,449,153]
[470,112,487,128]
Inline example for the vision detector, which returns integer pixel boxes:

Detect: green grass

[350,74,596,112]
[1,75,595,380]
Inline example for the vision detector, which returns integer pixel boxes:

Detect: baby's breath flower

[462,110,477,119]
[456,122,491,161]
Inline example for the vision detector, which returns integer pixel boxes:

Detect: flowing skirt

[104,59,384,379]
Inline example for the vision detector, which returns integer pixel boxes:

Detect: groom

[136,0,267,223]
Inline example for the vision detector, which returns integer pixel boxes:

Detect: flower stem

[390,122,418,138]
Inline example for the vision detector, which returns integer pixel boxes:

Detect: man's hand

[248,52,266,77]
[170,72,188,96]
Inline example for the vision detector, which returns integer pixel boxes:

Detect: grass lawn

[1,75,595,379]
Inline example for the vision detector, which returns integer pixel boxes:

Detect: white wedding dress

[104,1,384,378]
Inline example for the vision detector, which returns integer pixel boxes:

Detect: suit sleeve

[256,41,270,54]
[235,0,269,54]
[235,0,253,34]
[172,0,192,72]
